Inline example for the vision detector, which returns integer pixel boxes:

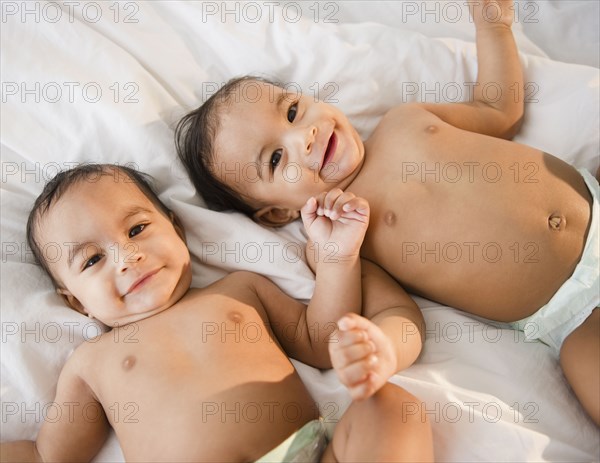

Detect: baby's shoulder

[66,328,113,367]
[184,272,271,320]
[190,271,266,300]
[368,103,440,147]
[54,330,112,392]
[380,103,440,127]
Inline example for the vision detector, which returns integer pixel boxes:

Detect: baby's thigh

[325,383,433,462]
[319,443,337,463]
[560,307,600,424]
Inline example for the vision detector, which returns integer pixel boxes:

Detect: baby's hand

[470,0,514,29]
[329,313,397,401]
[301,189,369,261]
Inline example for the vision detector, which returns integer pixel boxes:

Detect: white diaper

[511,167,599,356]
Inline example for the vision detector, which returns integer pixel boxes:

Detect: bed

[1,1,599,460]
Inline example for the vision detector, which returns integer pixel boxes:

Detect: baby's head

[27,164,192,326]
[176,76,365,226]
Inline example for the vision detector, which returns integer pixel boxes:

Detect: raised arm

[329,259,425,400]
[302,189,369,343]
[1,353,110,463]
[417,0,524,138]
[238,270,335,368]
[231,191,367,368]
[241,253,424,396]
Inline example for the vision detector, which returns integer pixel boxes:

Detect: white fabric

[1,1,599,461]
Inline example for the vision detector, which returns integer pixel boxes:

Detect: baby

[175,0,599,424]
[0,164,433,462]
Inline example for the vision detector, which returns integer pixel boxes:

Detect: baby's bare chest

[82,298,303,459]
[355,130,530,240]
[353,120,587,241]
[87,297,290,406]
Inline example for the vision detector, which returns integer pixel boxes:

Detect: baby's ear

[56,288,87,315]
[253,206,300,227]
[169,211,187,243]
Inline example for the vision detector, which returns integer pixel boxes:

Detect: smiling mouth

[321,132,337,171]
[125,269,161,296]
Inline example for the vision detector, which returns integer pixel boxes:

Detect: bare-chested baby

[0,164,433,462]
[175,0,599,425]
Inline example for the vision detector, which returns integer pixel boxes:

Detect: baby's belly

[114,355,316,462]
[362,162,592,321]
[99,318,318,461]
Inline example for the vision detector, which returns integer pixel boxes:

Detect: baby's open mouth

[321,132,337,171]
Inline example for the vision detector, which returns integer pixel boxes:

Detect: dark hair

[26,163,171,287]
[175,75,282,217]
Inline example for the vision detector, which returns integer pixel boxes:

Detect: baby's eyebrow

[275,91,288,111]
[122,206,153,220]
[67,241,95,268]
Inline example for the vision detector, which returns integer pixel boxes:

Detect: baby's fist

[301,189,369,260]
[329,313,397,401]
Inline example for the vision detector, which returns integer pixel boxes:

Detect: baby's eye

[287,102,298,123]
[270,150,282,172]
[83,254,103,270]
[129,224,146,238]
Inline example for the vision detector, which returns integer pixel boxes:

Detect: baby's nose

[305,126,317,154]
[119,249,143,272]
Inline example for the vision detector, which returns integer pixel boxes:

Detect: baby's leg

[559,308,599,426]
[320,383,433,462]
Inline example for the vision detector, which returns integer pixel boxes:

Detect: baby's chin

[87,303,170,328]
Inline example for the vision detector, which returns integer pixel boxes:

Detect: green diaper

[256,418,329,462]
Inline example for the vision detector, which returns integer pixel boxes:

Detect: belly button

[122,355,136,371]
[384,211,396,226]
[548,213,566,231]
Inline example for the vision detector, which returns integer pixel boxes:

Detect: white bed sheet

[1,1,599,461]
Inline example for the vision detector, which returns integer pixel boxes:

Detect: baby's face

[212,81,365,213]
[38,173,192,326]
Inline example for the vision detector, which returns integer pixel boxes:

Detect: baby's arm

[237,271,336,368]
[301,189,369,343]
[414,0,523,138]
[329,260,425,400]
[238,254,422,385]
[1,353,110,462]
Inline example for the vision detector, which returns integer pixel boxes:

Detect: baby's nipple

[228,311,243,323]
[122,355,136,371]
[383,210,397,227]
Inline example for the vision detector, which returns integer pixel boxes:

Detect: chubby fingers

[330,327,376,367]
[314,189,344,218]
[340,196,369,224]
[313,189,369,221]
[300,196,318,228]
[329,314,380,397]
